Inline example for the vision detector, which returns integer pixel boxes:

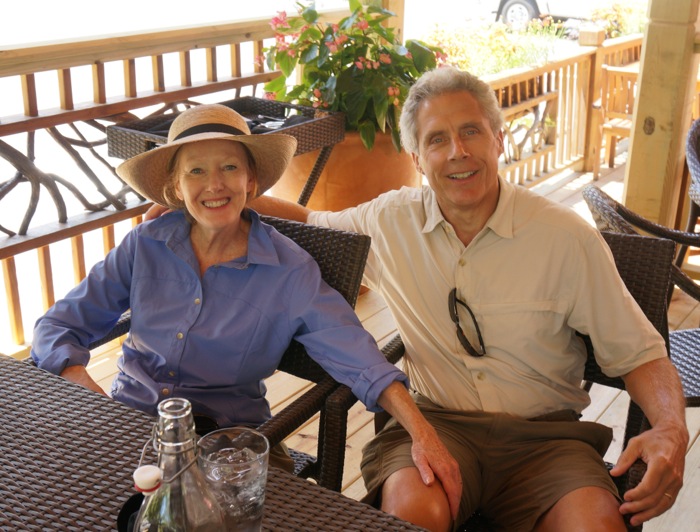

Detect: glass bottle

[132,397,225,531]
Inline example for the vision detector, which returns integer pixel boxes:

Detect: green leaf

[344,88,369,128]
[278,53,298,78]
[390,125,402,152]
[301,6,319,24]
[348,0,363,14]
[373,91,389,133]
[263,75,286,94]
[406,40,438,72]
[300,43,320,64]
[358,120,376,151]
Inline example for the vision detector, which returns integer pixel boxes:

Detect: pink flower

[355,61,364,69]
[393,97,400,106]
[356,19,369,31]
[435,51,448,63]
[264,92,277,100]
[335,34,348,45]
[270,11,290,31]
[313,88,322,98]
[379,53,391,64]
[372,61,380,69]
[325,42,338,53]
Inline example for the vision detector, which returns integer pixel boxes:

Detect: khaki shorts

[361,395,618,531]
[269,441,295,473]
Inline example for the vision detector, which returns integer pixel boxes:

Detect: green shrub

[425,17,564,77]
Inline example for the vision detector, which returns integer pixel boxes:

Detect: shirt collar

[141,209,281,267]
[421,176,516,239]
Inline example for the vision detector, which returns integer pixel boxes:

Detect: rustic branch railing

[0,23,643,356]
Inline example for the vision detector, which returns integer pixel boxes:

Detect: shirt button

[458,259,466,267]
[194,298,201,305]
[162,388,170,396]
[176,332,184,340]
[477,372,485,381]
[168,371,175,377]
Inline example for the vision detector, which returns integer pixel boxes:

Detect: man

[149,67,688,531]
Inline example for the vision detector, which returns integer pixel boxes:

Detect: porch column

[623,0,700,226]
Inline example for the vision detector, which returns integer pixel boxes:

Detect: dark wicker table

[0,356,425,531]
[106,97,346,206]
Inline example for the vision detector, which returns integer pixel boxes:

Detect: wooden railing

[0,20,643,357]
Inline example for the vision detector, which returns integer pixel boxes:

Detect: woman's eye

[223,164,237,171]
[189,167,204,175]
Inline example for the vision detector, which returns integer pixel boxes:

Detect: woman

[30,104,410,471]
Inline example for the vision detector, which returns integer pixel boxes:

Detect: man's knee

[381,467,453,532]
[535,486,625,532]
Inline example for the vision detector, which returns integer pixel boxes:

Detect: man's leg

[534,486,626,532]
[381,466,452,532]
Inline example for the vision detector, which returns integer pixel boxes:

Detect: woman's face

[174,139,255,232]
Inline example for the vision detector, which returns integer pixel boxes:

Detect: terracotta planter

[269,131,420,211]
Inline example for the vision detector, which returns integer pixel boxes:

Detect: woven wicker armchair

[583,184,700,408]
[88,215,371,490]
[677,117,700,267]
[370,232,678,532]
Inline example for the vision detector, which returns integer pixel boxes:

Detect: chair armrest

[88,310,132,350]
[313,333,407,491]
[257,376,340,449]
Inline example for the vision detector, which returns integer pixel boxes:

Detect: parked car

[495,0,607,27]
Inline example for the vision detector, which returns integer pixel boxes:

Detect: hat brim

[116,131,297,206]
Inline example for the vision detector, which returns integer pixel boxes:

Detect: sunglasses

[448,288,486,357]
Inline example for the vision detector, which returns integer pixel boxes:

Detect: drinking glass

[198,427,269,532]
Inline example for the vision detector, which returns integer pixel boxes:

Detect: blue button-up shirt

[31,210,406,427]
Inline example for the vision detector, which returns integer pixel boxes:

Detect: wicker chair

[676,117,700,267]
[371,231,679,532]
[87,215,371,490]
[583,184,700,408]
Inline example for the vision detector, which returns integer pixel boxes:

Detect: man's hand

[144,203,171,221]
[60,365,109,397]
[409,422,463,519]
[611,422,687,526]
[377,381,462,519]
[616,357,689,526]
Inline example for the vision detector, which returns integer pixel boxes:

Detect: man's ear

[496,129,505,156]
[412,152,424,175]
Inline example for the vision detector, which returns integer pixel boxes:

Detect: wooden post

[381,0,405,43]
[623,0,700,225]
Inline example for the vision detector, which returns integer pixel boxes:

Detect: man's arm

[144,196,313,223]
[377,381,462,520]
[248,195,312,222]
[612,357,689,526]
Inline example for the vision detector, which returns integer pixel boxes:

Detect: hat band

[174,123,247,140]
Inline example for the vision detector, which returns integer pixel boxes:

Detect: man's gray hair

[400,66,505,155]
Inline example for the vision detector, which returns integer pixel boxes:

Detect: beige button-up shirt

[309,178,666,418]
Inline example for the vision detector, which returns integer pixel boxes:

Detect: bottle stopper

[133,465,163,494]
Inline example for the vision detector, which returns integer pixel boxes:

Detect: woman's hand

[60,365,109,397]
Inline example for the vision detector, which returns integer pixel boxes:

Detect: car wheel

[500,0,539,29]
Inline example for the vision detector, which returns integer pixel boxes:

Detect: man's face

[413,90,504,224]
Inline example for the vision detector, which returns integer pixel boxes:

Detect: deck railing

[0,18,643,357]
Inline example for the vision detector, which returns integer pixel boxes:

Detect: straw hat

[116,104,297,206]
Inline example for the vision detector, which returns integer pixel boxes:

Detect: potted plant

[264,0,447,151]
[262,0,448,210]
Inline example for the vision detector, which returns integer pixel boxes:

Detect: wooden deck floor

[86,160,700,530]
